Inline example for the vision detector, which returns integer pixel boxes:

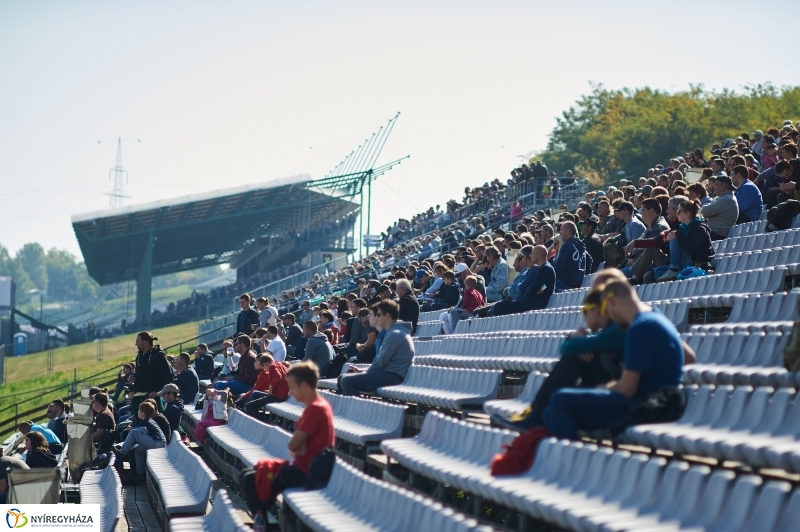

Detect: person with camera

[214,335,259,396]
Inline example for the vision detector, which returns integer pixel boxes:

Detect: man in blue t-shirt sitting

[542,279,684,439]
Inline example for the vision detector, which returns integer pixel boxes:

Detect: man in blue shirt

[553,222,591,291]
[491,246,555,316]
[731,165,763,224]
[542,279,684,439]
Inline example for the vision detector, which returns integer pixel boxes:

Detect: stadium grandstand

[8,118,800,532]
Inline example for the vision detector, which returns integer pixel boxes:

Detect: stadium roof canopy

[71,173,359,286]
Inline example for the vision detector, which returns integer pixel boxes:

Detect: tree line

[535,83,800,183]
[0,243,98,301]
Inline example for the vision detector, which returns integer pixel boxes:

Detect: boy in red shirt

[443,275,484,334]
[240,361,335,515]
[235,355,290,419]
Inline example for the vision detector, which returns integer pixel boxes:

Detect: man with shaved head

[490,245,555,316]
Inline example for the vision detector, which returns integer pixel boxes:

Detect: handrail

[161,322,235,352]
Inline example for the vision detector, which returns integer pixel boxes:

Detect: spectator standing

[302,321,334,374]
[240,362,335,518]
[394,279,420,335]
[173,352,199,402]
[700,175,739,240]
[214,336,259,396]
[192,344,215,381]
[338,301,414,396]
[256,297,279,328]
[236,294,261,335]
[553,222,591,290]
[542,280,684,439]
[131,332,173,427]
[731,165,764,223]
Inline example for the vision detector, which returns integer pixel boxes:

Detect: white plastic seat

[206,409,292,468]
[169,489,251,532]
[146,432,216,517]
[376,366,502,410]
[79,456,122,532]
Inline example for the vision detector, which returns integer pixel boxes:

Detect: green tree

[0,245,34,296]
[17,243,48,291]
[535,83,800,184]
[44,248,98,300]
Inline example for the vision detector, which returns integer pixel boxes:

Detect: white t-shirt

[266,337,286,362]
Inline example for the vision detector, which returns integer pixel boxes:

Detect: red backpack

[490,426,550,476]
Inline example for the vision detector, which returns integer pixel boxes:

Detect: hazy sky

[1,0,798,258]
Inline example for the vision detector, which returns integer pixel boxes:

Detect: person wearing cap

[454,262,486,299]
[731,165,764,224]
[282,314,304,358]
[700,174,739,240]
[375,284,399,302]
[581,216,603,273]
[173,352,199,401]
[158,383,184,433]
[602,201,644,268]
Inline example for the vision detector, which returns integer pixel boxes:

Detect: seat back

[8,468,61,504]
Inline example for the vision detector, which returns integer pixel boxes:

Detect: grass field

[0,321,200,425]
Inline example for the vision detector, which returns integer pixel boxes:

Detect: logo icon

[5,509,27,529]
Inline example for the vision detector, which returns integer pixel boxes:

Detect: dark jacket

[342,317,357,344]
[583,234,604,273]
[133,346,173,394]
[236,307,260,335]
[553,237,591,289]
[26,450,58,468]
[676,218,715,265]
[523,261,556,309]
[285,323,304,347]
[234,351,259,386]
[631,216,671,259]
[175,366,199,400]
[398,292,420,335]
[434,282,461,308]
[193,353,215,380]
[163,399,185,433]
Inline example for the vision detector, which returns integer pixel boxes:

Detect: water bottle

[253,511,266,532]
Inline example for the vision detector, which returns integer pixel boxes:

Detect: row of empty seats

[283,461,491,531]
[381,412,799,532]
[690,290,799,333]
[727,219,768,239]
[265,390,406,448]
[624,385,800,473]
[714,245,800,275]
[169,489,251,532]
[79,456,122,532]
[683,330,789,387]
[714,228,800,255]
[146,432,216,524]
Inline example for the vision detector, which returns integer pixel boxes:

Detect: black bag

[626,387,686,427]
[767,199,800,231]
[325,353,348,379]
[303,447,336,491]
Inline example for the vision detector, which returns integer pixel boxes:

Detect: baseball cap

[753,130,763,137]
[454,263,469,275]
[158,383,180,396]
[582,216,599,228]
[715,175,735,189]
[375,285,390,294]
[416,270,427,279]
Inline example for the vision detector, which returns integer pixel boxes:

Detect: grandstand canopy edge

[71,173,359,319]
